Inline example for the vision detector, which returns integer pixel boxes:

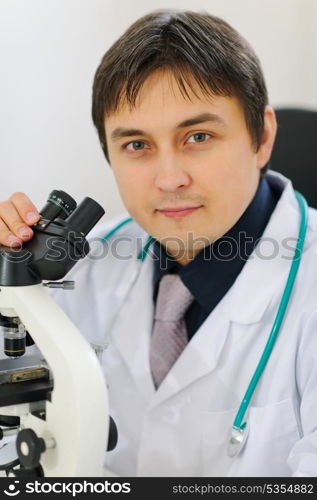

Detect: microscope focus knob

[16,429,46,469]
[7,465,44,477]
[107,416,118,451]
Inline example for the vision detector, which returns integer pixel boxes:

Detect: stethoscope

[100,190,308,458]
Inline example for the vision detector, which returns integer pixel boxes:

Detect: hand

[0,192,40,247]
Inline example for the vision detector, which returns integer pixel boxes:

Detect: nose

[154,152,191,192]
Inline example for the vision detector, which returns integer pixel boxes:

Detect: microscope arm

[0,283,109,477]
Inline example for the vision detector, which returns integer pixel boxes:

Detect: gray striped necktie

[150,274,194,388]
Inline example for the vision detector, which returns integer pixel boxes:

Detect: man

[0,9,317,476]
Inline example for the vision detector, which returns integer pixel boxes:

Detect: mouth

[156,206,203,218]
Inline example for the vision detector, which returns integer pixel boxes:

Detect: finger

[9,192,40,225]
[0,217,23,247]
[0,201,34,241]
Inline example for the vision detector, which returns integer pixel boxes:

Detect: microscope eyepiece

[65,197,105,236]
[40,190,77,221]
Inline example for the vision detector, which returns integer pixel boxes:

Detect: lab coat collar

[227,170,300,324]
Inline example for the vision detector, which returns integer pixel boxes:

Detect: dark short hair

[92,9,269,175]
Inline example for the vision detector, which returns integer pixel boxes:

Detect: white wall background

[1,0,316,221]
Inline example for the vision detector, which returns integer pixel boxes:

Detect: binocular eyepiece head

[0,189,105,286]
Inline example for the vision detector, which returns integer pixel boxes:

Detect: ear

[256,105,277,170]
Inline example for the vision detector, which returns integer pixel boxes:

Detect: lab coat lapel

[227,172,301,325]
[150,290,238,407]
[110,251,240,405]
[110,254,156,401]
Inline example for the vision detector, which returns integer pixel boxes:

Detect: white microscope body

[0,284,110,476]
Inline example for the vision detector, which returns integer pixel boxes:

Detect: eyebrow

[110,112,227,143]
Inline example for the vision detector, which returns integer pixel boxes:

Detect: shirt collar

[152,176,280,311]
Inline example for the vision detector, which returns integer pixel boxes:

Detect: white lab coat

[51,170,317,477]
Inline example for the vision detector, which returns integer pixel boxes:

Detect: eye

[125,141,149,152]
[186,132,212,144]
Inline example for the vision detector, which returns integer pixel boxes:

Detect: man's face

[105,69,275,264]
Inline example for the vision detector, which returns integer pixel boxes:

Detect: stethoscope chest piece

[227,423,249,458]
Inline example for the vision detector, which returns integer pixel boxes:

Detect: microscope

[0,190,117,477]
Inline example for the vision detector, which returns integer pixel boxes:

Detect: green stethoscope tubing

[101,217,155,261]
[101,191,308,434]
[233,190,308,431]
